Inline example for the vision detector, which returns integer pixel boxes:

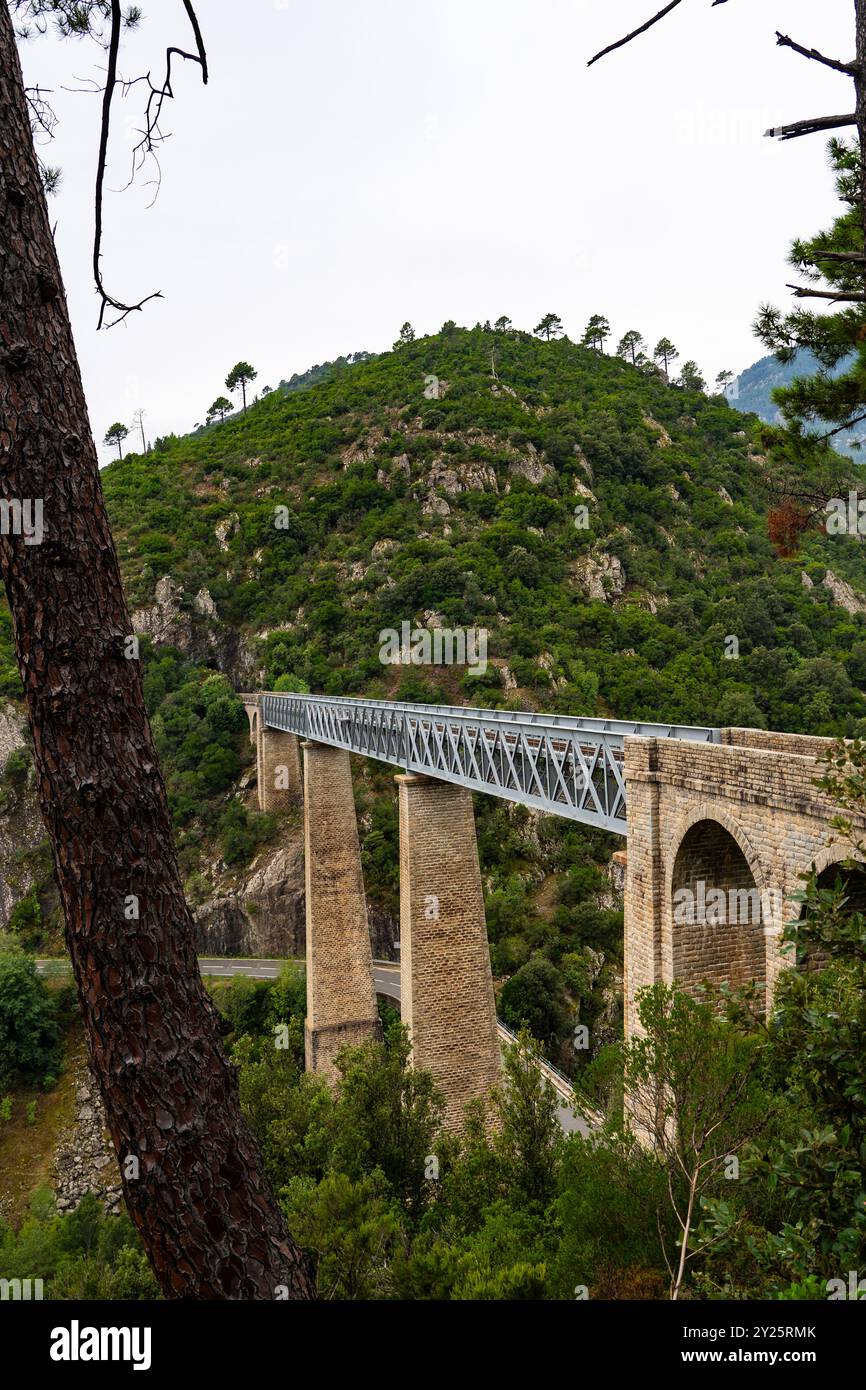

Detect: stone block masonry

[303,740,381,1080]
[260,727,301,812]
[396,772,501,1132]
[242,697,301,811]
[624,729,866,1040]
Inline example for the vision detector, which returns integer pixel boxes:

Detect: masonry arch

[669,816,767,1008]
[792,847,866,973]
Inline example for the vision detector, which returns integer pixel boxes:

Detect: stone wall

[623,731,866,1038]
[53,1058,122,1216]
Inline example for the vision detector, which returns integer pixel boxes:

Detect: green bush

[0,942,60,1088]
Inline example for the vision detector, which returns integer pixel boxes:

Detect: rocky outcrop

[194,839,306,957]
[572,551,626,603]
[821,568,866,616]
[131,575,192,648]
[131,575,261,685]
[193,832,399,962]
[507,442,553,486]
[214,513,240,551]
[53,1059,122,1216]
[642,412,672,447]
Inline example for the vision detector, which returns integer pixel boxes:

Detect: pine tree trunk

[0,5,314,1301]
[856,0,866,245]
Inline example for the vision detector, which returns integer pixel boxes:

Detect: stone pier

[260,726,301,812]
[396,772,501,1131]
[303,740,381,1080]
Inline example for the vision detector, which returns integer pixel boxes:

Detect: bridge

[241,691,866,1131]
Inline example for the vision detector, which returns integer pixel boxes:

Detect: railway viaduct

[240,692,864,1131]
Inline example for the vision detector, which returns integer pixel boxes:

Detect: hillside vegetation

[101,323,866,732]
[4,322,866,1075]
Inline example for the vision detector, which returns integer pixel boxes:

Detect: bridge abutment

[396,771,501,1132]
[624,729,865,1045]
[302,740,381,1081]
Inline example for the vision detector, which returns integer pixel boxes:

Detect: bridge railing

[250,691,720,834]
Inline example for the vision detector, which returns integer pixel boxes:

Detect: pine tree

[582,314,611,352]
[0,0,313,1301]
[225,361,257,414]
[534,312,564,341]
[654,337,679,378]
[103,422,129,459]
[678,360,705,392]
[617,329,645,364]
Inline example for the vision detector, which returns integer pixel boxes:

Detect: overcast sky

[16,0,852,460]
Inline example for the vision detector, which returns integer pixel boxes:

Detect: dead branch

[93,0,207,328]
[775,32,857,77]
[766,114,857,141]
[588,0,729,68]
[786,283,866,303]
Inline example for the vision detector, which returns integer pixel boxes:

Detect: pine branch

[92,0,207,328]
[587,0,728,67]
[816,411,866,441]
[587,1,683,68]
[786,283,866,303]
[766,114,857,141]
[805,249,866,264]
[775,32,857,77]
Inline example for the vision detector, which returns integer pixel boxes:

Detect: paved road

[37,956,592,1135]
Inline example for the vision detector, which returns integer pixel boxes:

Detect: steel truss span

[256,693,721,834]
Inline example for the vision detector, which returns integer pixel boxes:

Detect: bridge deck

[252,693,720,833]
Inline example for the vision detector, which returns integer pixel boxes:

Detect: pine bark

[856,0,866,245]
[0,4,314,1301]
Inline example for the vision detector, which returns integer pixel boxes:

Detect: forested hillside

[104,322,866,733]
[5,322,866,1289]
[3,321,866,1075]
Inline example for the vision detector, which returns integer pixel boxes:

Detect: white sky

[16,0,853,459]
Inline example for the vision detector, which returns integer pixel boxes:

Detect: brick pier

[396,772,501,1131]
[303,740,381,1080]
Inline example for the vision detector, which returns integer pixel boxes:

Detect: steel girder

[257,693,721,835]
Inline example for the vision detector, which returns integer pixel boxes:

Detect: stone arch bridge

[240,692,863,1129]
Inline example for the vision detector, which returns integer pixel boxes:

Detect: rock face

[131,574,259,685]
[131,575,191,647]
[53,1059,122,1216]
[193,831,399,962]
[194,840,306,957]
[821,568,866,616]
[214,513,240,551]
[573,551,626,603]
[508,442,553,486]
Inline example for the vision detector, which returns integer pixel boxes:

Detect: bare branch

[587,0,729,68]
[805,248,866,264]
[775,32,857,77]
[786,282,866,303]
[766,114,857,140]
[587,1,683,68]
[92,0,207,328]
